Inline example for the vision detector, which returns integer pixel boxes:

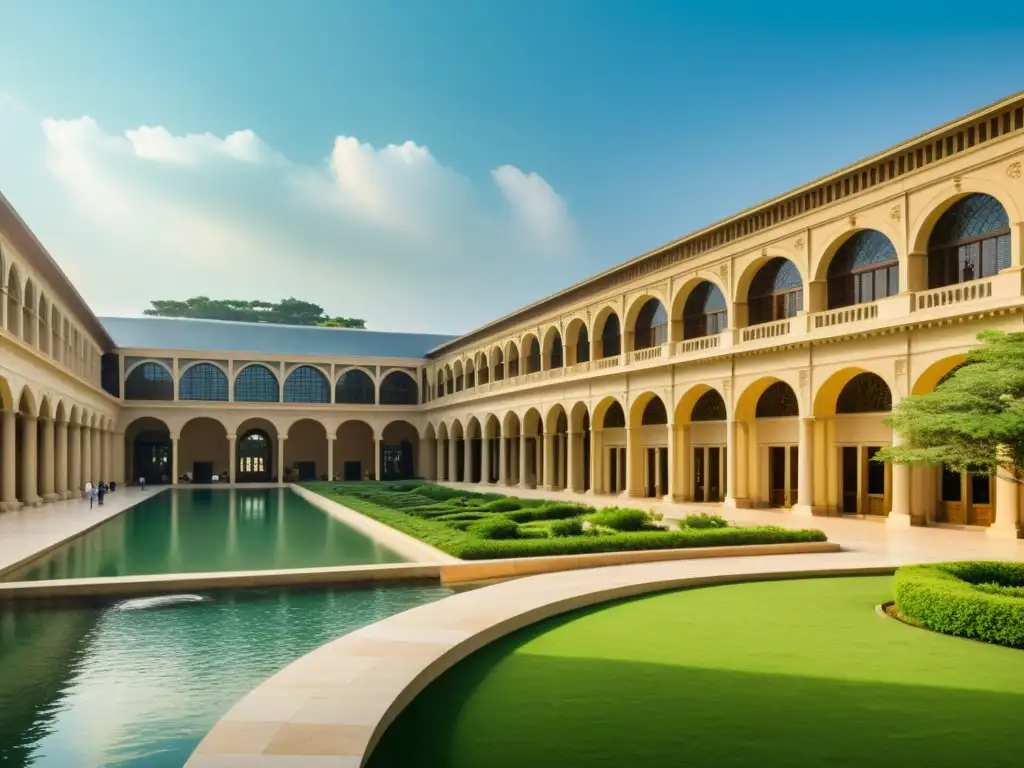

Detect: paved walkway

[0,486,163,575]
[186,487,1024,767]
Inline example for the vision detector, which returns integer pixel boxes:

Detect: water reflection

[6,489,406,582]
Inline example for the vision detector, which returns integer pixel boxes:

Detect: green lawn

[368,576,1024,767]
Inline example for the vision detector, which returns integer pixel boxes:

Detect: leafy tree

[144,297,366,328]
[876,331,1024,480]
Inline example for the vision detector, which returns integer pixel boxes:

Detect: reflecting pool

[0,584,451,767]
[6,488,406,581]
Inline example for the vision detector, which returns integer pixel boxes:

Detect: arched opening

[569,402,591,492]
[22,280,36,347]
[520,409,542,488]
[754,381,799,508]
[596,312,621,358]
[465,417,482,483]
[287,419,327,482]
[507,342,521,378]
[420,370,429,403]
[180,363,229,402]
[483,414,501,484]
[476,353,490,385]
[827,231,899,308]
[749,258,803,325]
[501,412,521,485]
[179,417,229,483]
[445,365,454,395]
[454,360,464,392]
[436,370,445,398]
[5,265,21,339]
[593,398,626,494]
[126,417,172,486]
[543,405,569,490]
[125,362,173,401]
[677,387,728,502]
[335,369,375,404]
[382,421,418,480]
[633,299,668,351]
[336,421,375,481]
[283,366,330,404]
[927,193,1010,288]
[628,394,669,498]
[38,296,49,356]
[491,346,505,381]
[437,422,451,481]
[234,364,279,402]
[565,319,589,366]
[524,335,541,374]
[683,282,727,339]
[50,306,60,362]
[380,371,418,405]
[450,420,466,482]
[544,328,564,370]
[237,428,273,482]
[465,358,476,389]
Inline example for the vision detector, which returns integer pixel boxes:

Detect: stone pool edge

[185,552,895,767]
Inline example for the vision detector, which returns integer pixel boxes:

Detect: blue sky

[2,1,1024,333]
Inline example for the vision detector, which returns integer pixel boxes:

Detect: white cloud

[20,114,581,332]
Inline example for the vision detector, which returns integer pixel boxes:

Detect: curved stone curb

[185,551,894,767]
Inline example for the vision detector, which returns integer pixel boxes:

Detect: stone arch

[284,365,331,404]
[5,262,22,337]
[38,294,50,355]
[124,360,174,401]
[453,359,465,391]
[474,351,490,385]
[382,420,418,480]
[0,372,13,412]
[444,363,454,395]
[592,305,622,359]
[521,333,541,374]
[909,180,1021,256]
[670,275,728,341]
[735,376,800,421]
[675,384,727,424]
[22,278,37,346]
[16,384,38,418]
[542,326,564,369]
[544,403,568,434]
[502,410,521,437]
[237,418,278,482]
[234,363,280,402]
[628,391,667,426]
[285,417,328,482]
[379,370,418,405]
[179,416,230,483]
[125,416,173,485]
[465,356,476,388]
[569,400,590,433]
[50,304,61,362]
[921,192,1013,290]
[483,413,501,439]
[564,316,590,366]
[336,368,376,404]
[912,354,970,396]
[54,399,68,424]
[489,345,505,381]
[740,257,805,326]
[336,419,375,481]
[624,292,669,351]
[814,367,896,417]
[817,228,900,310]
[505,339,521,377]
[179,361,229,402]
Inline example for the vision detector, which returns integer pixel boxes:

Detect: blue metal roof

[99,316,456,360]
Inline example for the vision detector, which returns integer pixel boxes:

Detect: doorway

[768,446,797,508]
[343,461,362,481]
[295,461,317,482]
[192,461,214,484]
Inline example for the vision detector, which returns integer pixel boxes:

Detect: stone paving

[185,486,1024,767]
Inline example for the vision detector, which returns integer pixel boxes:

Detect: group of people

[83,480,116,508]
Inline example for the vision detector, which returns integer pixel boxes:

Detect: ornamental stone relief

[1008,161,1022,180]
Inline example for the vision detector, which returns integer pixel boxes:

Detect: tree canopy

[876,331,1024,480]
[144,297,366,329]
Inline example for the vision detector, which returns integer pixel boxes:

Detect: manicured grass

[303,482,826,560]
[368,576,1024,768]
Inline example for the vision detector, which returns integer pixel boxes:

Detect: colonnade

[0,411,124,510]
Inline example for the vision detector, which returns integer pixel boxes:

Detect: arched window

[336,369,375,404]
[180,363,228,401]
[755,381,799,418]
[527,338,541,373]
[602,401,626,428]
[634,299,668,350]
[420,370,429,403]
[125,362,173,401]
[5,265,21,338]
[492,348,505,381]
[436,370,445,397]
[749,258,803,325]
[836,373,892,414]
[691,390,726,421]
[454,363,464,392]
[507,345,520,378]
[477,355,489,384]
[600,313,621,358]
[683,283,727,339]
[234,365,279,402]
[575,325,590,364]
[927,193,1010,288]
[641,397,668,425]
[445,367,454,394]
[547,331,563,369]
[238,429,272,480]
[380,371,418,405]
[828,231,899,308]
[284,365,330,403]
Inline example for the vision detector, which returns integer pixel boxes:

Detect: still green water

[6,488,406,581]
[0,584,450,767]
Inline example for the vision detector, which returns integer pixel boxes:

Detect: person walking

[85,482,95,509]
[139,476,146,491]
[97,482,107,506]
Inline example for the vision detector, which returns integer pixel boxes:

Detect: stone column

[81,427,92,487]
[887,430,912,527]
[448,437,457,482]
[326,437,334,482]
[20,415,40,505]
[229,435,238,484]
[665,425,676,499]
[277,436,285,484]
[519,434,529,488]
[41,417,57,501]
[590,430,602,493]
[68,423,81,495]
[679,425,690,500]
[436,439,446,482]
[566,431,579,492]
[114,432,125,486]
[463,436,472,483]
[624,427,638,496]
[498,437,508,485]
[989,448,1020,538]
[724,419,740,507]
[793,417,815,516]
[1,411,18,508]
[171,434,180,484]
[92,428,102,482]
[481,435,492,484]
[543,432,556,489]
[557,434,566,489]
[104,431,114,483]
[55,419,68,498]
[374,437,382,481]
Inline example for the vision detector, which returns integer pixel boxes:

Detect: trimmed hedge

[894,561,1024,648]
[305,482,826,561]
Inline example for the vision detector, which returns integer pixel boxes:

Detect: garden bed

[303,482,826,560]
